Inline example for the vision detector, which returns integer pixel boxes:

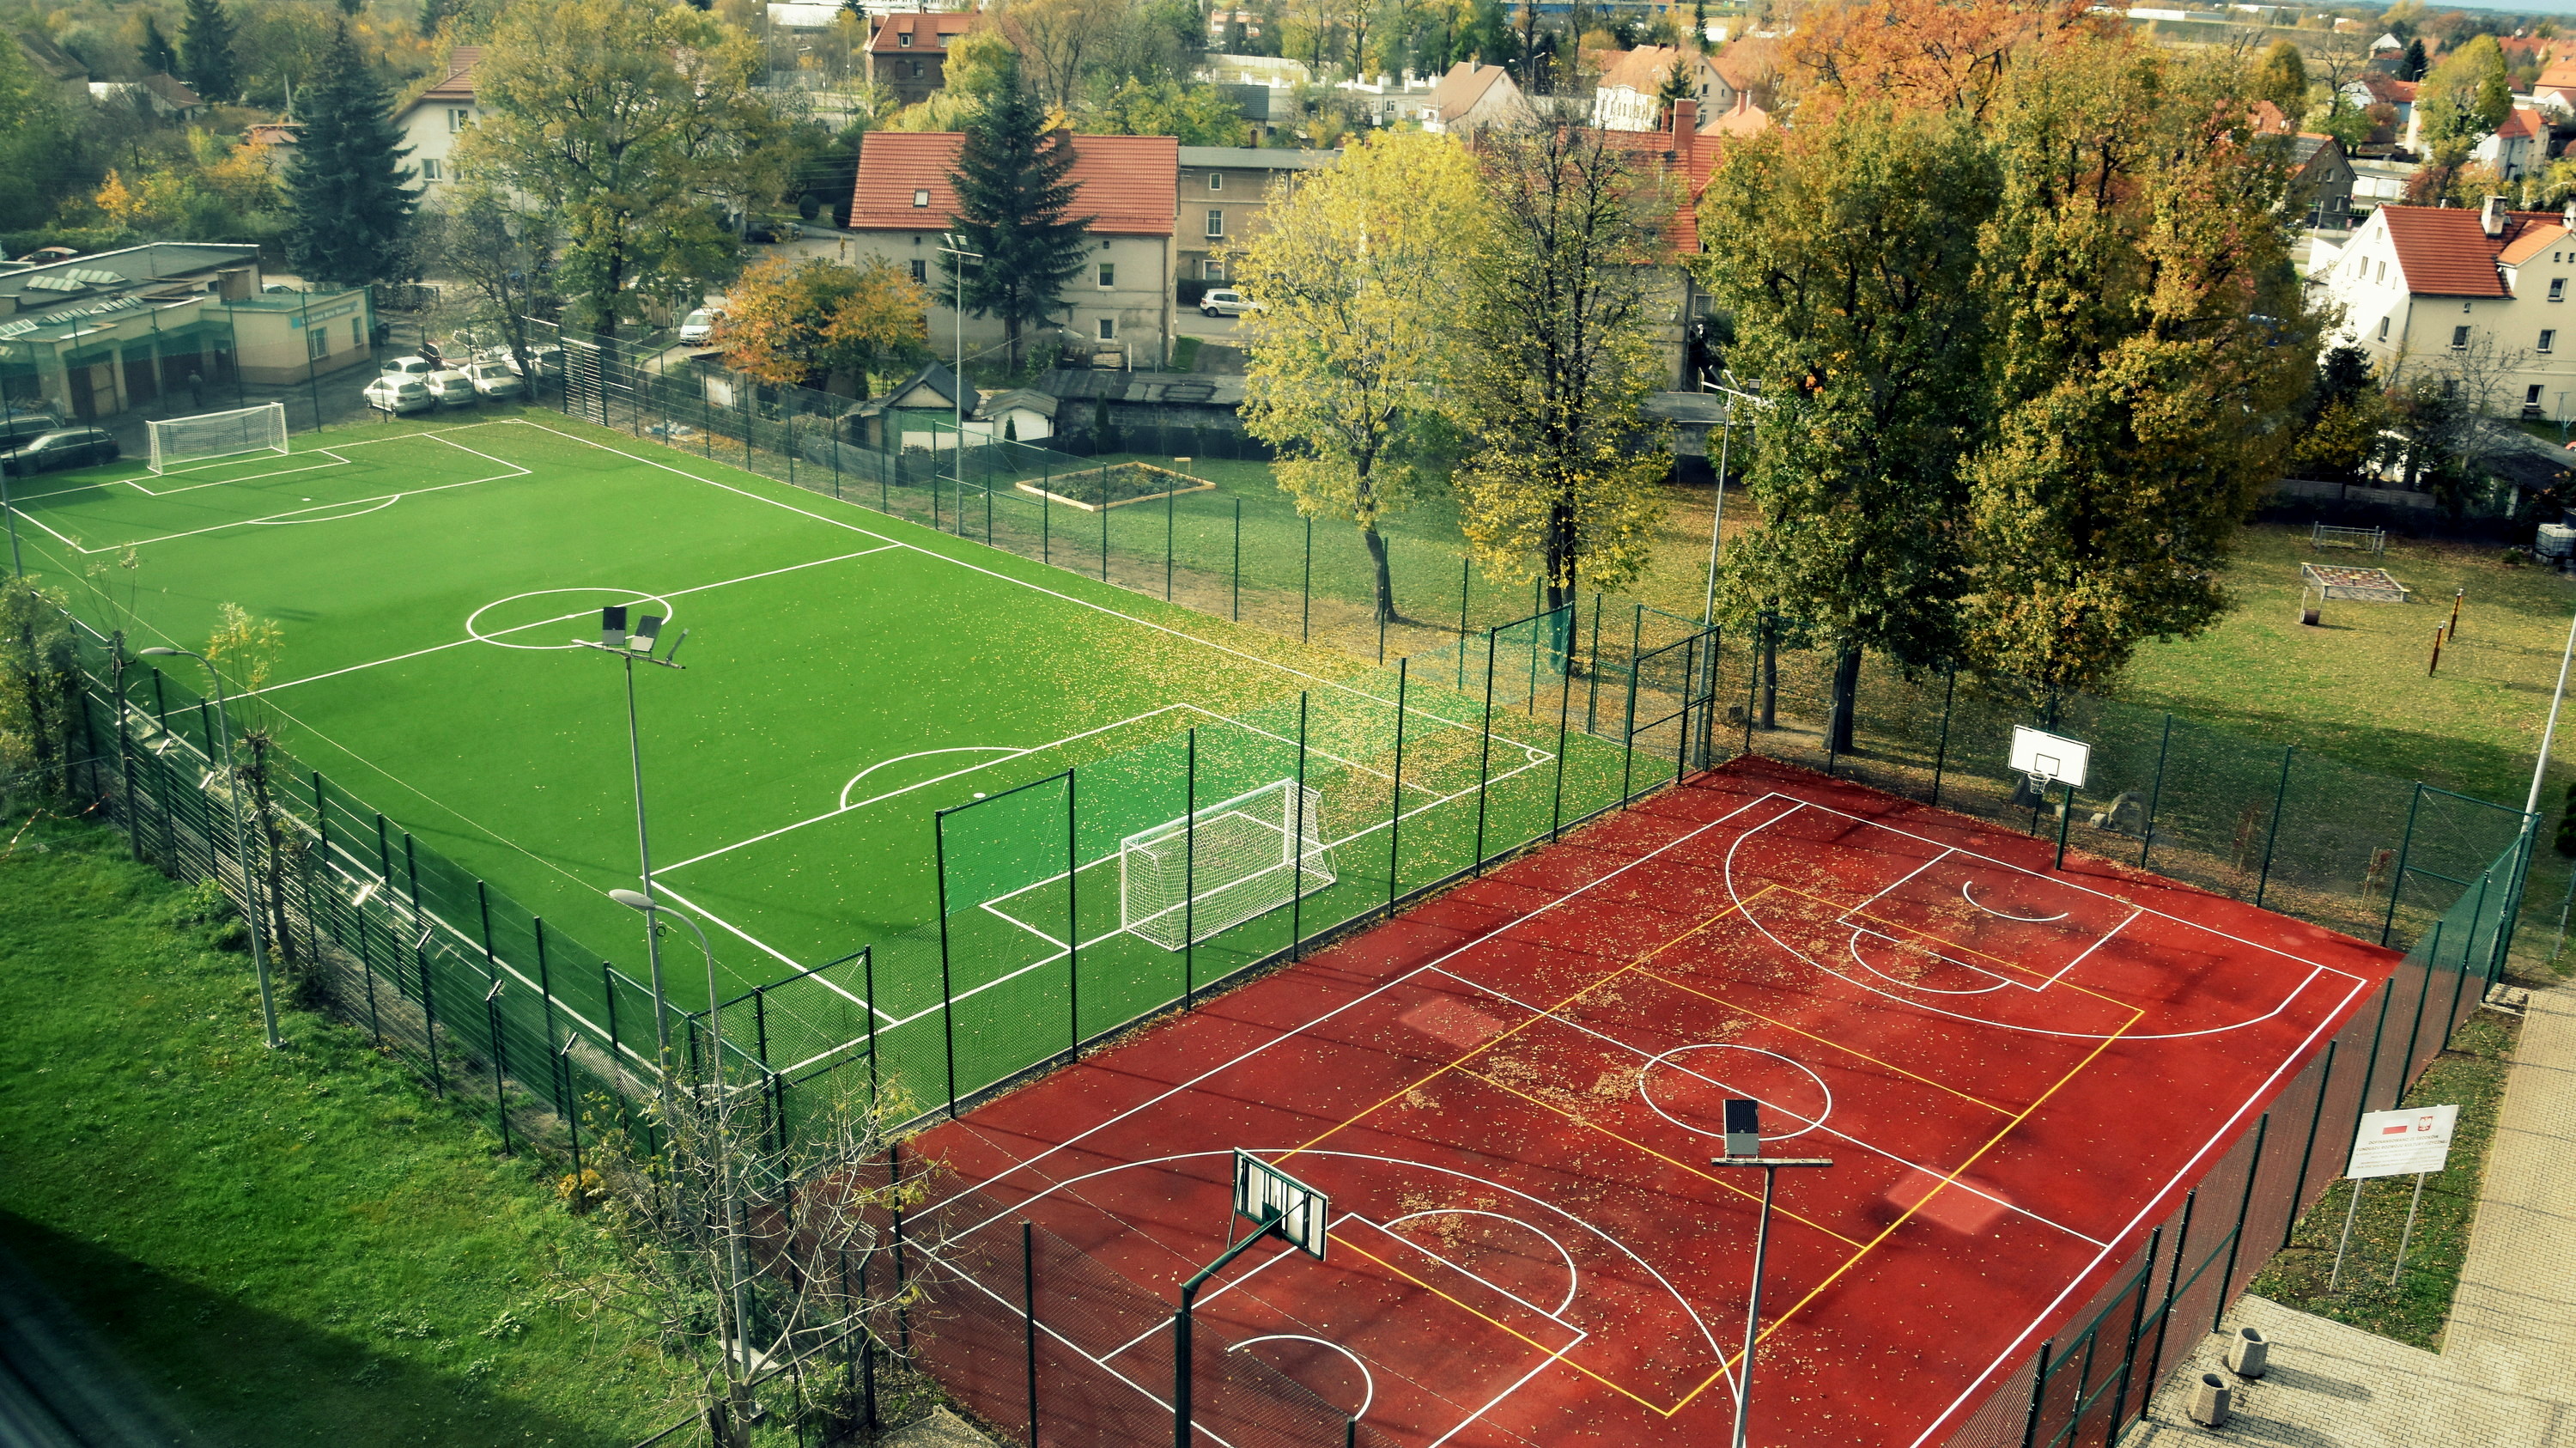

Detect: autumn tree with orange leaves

[713,254,931,398]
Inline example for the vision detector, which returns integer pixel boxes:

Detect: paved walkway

[2129,984,2576,1445]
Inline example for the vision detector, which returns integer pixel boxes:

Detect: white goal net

[1121,779,1335,952]
[147,402,289,474]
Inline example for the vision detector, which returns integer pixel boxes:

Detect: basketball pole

[1172,1215,1289,1448]
[1712,1099,1832,1448]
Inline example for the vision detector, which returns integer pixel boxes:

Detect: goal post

[147,402,289,475]
[1120,779,1335,952]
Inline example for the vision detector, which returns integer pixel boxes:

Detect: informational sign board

[2347,1104,2457,1180]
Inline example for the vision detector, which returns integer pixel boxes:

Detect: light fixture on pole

[1701,372,1773,624]
[3,464,21,577]
[1710,1098,1832,1448]
[141,644,281,1049]
[611,888,753,1376]
[576,605,689,1068]
[939,232,983,502]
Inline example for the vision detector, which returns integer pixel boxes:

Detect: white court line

[839,745,1023,807]
[124,453,350,496]
[1229,1337,1375,1421]
[248,545,897,697]
[1098,1235,1303,1360]
[1960,881,2070,922]
[1364,1208,1583,1324]
[1844,928,2015,996]
[650,882,809,976]
[1434,964,2110,1248]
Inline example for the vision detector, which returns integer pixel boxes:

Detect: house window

[909,59,924,78]
[1206,208,1224,239]
[1097,317,1116,340]
[912,189,929,208]
[2545,329,2559,353]
[421,157,440,181]
[447,107,470,132]
[2530,384,2548,407]
[910,258,927,282]
[307,325,329,361]
[2378,316,2390,340]
[2554,277,2567,301]
[1208,172,1223,192]
[352,319,364,350]
[1097,261,1115,288]
[2376,259,2385,283]
[1203,259,1224,281]
[2452,325,2471,349]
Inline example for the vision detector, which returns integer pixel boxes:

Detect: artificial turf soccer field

[6,416,1627,1028]
[903,757,2393,1448]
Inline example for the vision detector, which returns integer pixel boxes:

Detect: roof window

[913,189,930,208]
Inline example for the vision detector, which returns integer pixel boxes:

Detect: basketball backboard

[1232,1149,1329,1259]
[2009,726,2091,789]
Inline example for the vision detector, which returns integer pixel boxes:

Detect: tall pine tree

[944,56,1091,373]
[285,23,419,285]
[180,0,237,103]
[140,16,178,77]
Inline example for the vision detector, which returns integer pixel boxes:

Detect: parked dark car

[2,427,119,476]
[0,408,64,450]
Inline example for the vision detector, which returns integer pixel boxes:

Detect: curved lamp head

[139,646,181,657]
[610,888,655,911]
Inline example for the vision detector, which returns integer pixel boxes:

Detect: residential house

[2342,72,2416,149]
[0,242,376,421]
[396,46,483,192]
[1598,98,1727,390]
[2535,57,2576,117]
[1176,146,1337,285]
[87,73,203,119]
[845,360,963,450]
[2313,198,2576,427]
[1334,70,1441,129]
[845,131,1179,368]
[11,31,88,102]
[1594,46,1681,132]
[2470,105,2547,181]
[2287,133,2355,231]
[1422,62,1531,136]
[974,387,1056,442]
[243,122,301,175]
[867,11,975,106]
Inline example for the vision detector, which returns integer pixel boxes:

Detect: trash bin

[2189,1372,2232,1428]
[2227,1325,2269,1379]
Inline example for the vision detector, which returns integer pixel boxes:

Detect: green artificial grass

[2247,1004,2521,1347]
[0,813,685,1445]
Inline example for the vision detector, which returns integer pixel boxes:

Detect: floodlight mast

[575,606,689,1072]
[1710,1099,1832,1448]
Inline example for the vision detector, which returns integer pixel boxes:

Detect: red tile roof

[1595,100,1724,256]
[2380,204,2567,297]
[2495,106,2543,141]
[848,132,1177,235]
[420,45,480,103]
[2541,59,2576,90]
[2500,221,2569,266]
[1597,46,1680,94]
[870,12,975,53]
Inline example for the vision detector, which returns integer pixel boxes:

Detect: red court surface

[905,757,2396,1448]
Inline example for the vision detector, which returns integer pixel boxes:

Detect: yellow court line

[1326,1234,1639,1407]
[1461,1066,1868,1250]
[1276,889,1773,1165]
[1660,1007,2145,1416]
[1642,970,2020,1117]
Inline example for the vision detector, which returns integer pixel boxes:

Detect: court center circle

[1638,1044,1832,1142]
[466,587,675,652]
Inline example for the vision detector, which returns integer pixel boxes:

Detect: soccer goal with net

[147,402,289,474]
[1121,779,1336,952]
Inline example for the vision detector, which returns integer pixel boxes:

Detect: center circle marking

[1638,1043,1832,1143]
[466,587,674,652]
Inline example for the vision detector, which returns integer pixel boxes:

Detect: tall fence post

[1552,616,1575,841]
[2141,714,2173,869]
[2144,1188,2196,1399]
[404,833,442,1098]
[2253,746,2293,909]
[1022,1220,1040,1448]
[1301,515,1312,642]
[2381,783,2424,946]
[1473,625,1498,874]
[935,807,957,1116]
[2216,1113,2269,1323]
[2397,919,2444,1092]
[1929,667,1958,808]
[1182,727,1198,1007]
[1066,771,1081,1060]
[483,980,513,1154]
[2352,983,2395,1124]
[1388,659,1408,916]
[1291,692,1309,961]
[2019,1342,2053,1448]
[2286,1039,2337,1250]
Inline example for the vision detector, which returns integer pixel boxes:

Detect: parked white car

[678,309,722,344]
[465,362,526,399]
[362,375,434,414]
[424,369,479,407]
[381,355,436,380]
[505,343,563,379]
[1199,289,1261,318]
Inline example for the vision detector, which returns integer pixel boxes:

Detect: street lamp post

[141,645,280,1049]
[576,606,690,1068]
[1710,1098,1832,1448]
[939,233,982,507]
[611,889,754,1381]
[1701,374,1773,624]
[3,465,21,577]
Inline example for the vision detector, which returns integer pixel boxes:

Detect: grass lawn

[0,812,687,1445]
[2246,1003,2522,1346]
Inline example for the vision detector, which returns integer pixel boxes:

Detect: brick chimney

[1670,97,1697,141]
[2482,194,2507,238]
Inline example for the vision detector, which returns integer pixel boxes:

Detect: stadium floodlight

[576,605,690,1065]
[1710,1101,1832,1448]
[608,889,752,1375]
[139,644,280,1049]
[148,402,288,475]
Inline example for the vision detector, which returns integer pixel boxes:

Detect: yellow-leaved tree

[1234,129,1483,624]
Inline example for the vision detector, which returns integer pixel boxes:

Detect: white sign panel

[2348,1104,2457,1180]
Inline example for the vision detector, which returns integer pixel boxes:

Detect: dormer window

[897,31,913,46]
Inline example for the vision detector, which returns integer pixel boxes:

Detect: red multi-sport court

[904,757,2394,1448]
